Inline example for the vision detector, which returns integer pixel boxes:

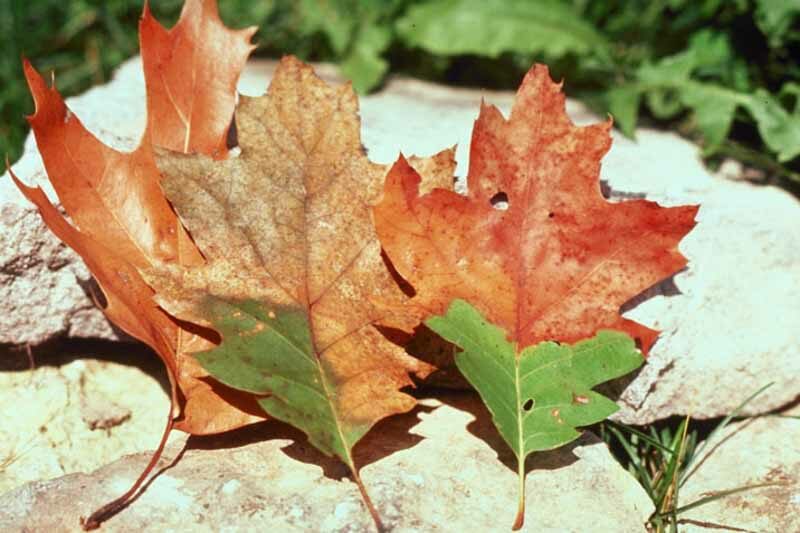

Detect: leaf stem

[350,466,385,533]
[512,454,526,530]
[80,395,175,530]
[512,357,525,531]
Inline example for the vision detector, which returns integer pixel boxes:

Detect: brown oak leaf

[143,56,452,529]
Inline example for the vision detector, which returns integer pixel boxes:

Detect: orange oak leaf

[144,56,449,529]
[140,0,256,157]
[20,60,264,439]
[374,64,699,354]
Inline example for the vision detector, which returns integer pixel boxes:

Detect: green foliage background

[2,0,799,180]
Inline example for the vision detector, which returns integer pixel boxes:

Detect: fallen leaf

[374,64,698,353]
[145,56,444,529]
[427,300,643,529]
[20,58,263,438]
[140,0,256,157]
[8,167,178,381]
[373,64,698,528]
[14,0,262,521]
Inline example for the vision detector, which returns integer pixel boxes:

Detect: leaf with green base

[144,57,447,531]
[194,297,381,517]
[426,299,644,530]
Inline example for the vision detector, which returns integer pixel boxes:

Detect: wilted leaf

[374,64,697,528]
[428,300,643,528]
[146,56,446,528]
[140,0,256,157]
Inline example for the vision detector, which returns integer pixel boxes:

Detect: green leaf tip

[426,299,644,529]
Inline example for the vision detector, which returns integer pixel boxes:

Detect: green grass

[599,383,781,532]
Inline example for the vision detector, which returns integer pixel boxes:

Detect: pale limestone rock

[0,394,653,532]
[678,404,800,532]
[0,353,173,495]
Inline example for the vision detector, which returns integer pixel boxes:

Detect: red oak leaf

[374,64,698,354]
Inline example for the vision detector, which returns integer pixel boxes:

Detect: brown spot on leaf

[572,394,589,405]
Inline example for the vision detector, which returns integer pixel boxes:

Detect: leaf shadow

[620,270,684,314]
[0,338,172,396]
[185,400,436,482]
[428,389,581,475]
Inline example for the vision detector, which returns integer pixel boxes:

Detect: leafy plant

[601,383,780,532]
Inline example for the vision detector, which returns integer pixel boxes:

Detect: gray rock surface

[0,393,653,532]
[3,56,799,422]
[679,404,800,532]
[0,347,174,495]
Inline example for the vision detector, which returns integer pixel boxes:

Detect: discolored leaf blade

[195,298,381,462]
[147,56,445,528]
[427,299,643,529]
[8,167,177,376]
[374,64,699,354]
[140,0,256,157]
[374,63,696,529]
[22,60,182,271]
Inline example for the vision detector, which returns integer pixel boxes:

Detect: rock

[678,403,800,532]
[0,393,653,532]
[4,56,800,421]
[0,345,174,495]
[614,171,800,423]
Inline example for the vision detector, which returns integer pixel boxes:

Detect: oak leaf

[428,300,643,529]
[145,56,449,529]
[373,64,698,528]
[374,64,698,352]
[20,58,262,437]
[140,0,256,157]
[14,1,259,526]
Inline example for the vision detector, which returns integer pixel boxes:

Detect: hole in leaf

[490,191,509,210]
[522,398,534,411]
[599,179,612,199]
[548,212,555,218]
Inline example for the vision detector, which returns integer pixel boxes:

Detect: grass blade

[667,482,782,516]
[605,425,657,501]
[606,420,674,454]
[680,382,774,487]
